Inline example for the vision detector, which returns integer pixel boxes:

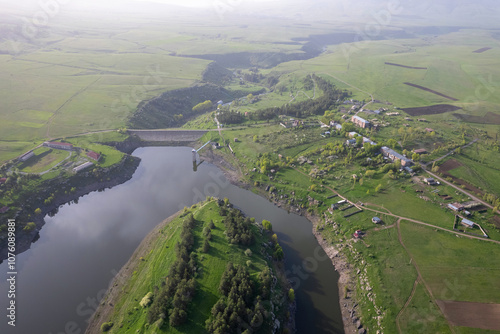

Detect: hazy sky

[134,0,280,7]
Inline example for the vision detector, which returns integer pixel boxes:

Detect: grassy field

[101,199,283,334]
[273,29,500,116]
[443,143,500,197]
[400,221,500,304]
[17,147,70,174]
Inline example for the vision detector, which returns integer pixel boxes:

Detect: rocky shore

[0,155,141,262]
[200,148,361,334]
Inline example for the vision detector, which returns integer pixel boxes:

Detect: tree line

[147,214,197,327]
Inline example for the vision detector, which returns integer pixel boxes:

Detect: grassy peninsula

[86,198,293,334]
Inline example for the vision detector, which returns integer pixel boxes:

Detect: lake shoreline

[0,155,141,262]
[200,148,358,334]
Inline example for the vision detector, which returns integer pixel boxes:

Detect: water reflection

[0,147,343,334]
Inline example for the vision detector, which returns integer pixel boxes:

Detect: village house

[19,150,34,162]
[362,137,376,145]
[413,148,427,154]
[448,203,464,212]
[0,206,10,214]
[372,217,382,224]
[346,138,357,146]
[351,115,371,128]
[280,119,301,128]
[424,177,438,185]
[380,146,413,166]
[73,162,93,173]
[86,151,101,162]
[425,128,434,133]
[348,131,359,138]
[0,178,6,184]
[43,141,73,151]
[404,166,414,174]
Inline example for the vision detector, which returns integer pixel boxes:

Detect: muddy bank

[200,148,358,334]
[0,155,140,262]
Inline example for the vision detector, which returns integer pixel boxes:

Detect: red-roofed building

[0,178,6,184]
[0,206,9,214]
[43,141,73,150]
[86,151,101,161]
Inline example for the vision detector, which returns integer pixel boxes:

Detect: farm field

[274,29,500,116]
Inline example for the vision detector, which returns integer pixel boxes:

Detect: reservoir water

[0,146,343,334]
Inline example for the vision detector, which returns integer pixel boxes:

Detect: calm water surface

[0,147,343,334]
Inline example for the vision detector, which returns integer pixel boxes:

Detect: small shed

[372,217,382,224]
[424,177,437,185]
[461,218,475,228]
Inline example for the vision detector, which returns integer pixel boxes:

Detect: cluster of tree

[250,75,349,121]
[147,214,197,327]
[217,110,245,124]
[129,84,245,128]
[206,263,267,333]
[222,207,255,246]
[256,152,282,174]
[303,75,314,91]
[192,100,213,113]
[242,72,263,83]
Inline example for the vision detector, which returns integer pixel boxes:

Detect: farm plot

[404,83,459,101]
[473,47,492,53]
[453,112,500,125]
[436,300,500,330]
[384,62,427,70]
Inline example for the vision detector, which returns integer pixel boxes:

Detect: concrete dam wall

[128,130,208,142]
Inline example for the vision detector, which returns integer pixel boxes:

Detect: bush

[23,222,36,232]
[101,322,113,332]
[140,292,153,308]
[288,288,295,302]
[244,248,253,257]
[262,220,272,231]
